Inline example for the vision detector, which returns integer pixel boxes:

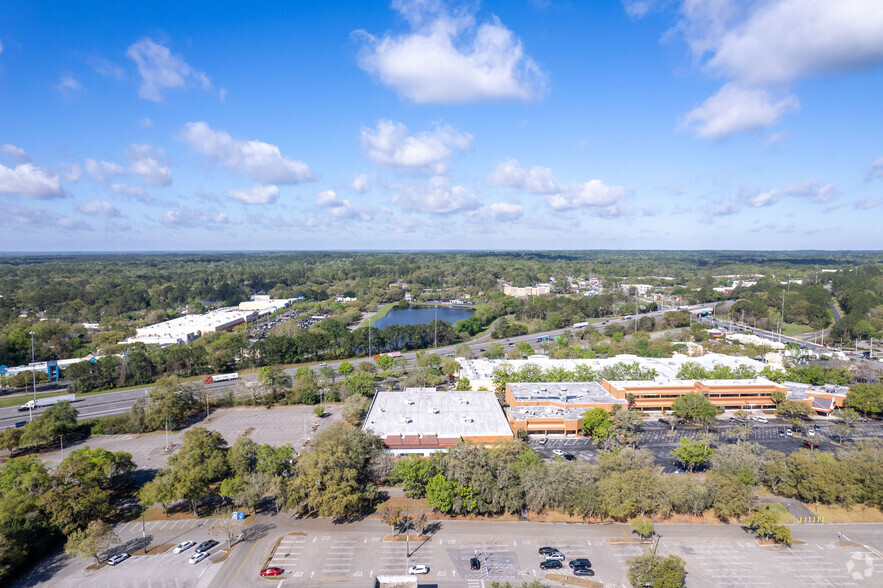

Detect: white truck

[17,394,76,412]
[203,373,239,384]
[572,321,590,329]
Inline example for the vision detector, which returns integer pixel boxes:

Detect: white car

[807,429,815,436]
[538,437,548,445]
[189,552,209,565]
[552,449,565,456]
[786,428,793,437]
[752,416,768,423]
[107,553,129,566]
[408,565,429,575]
[174,540,196,554]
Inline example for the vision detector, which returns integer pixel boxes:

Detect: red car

[260,567,282,577]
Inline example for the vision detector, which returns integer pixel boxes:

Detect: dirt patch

[605,538,651,545]
[287,532,307,536]
[545,572,602,587]
[383,534,431,542]
[214,546,234,563]
[837,540,863,547]
[243,426,255,437]
[757,539,806,546]
[373,496,429,511]
[812,503,883,523]
[141,543,175,555]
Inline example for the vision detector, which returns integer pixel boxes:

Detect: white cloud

[56,217,91,231]
[78,199,122,217]
[85,158,127,183]
[55,75,83,94]
[356,1,545,103]
[391,176,481,214]
[226,184,280,205]
[141,117,153,128]
[854,198,882,209]
[126,37,211,102]
[360,119,472,174]
[623,0,663,18]
[111,184,154,203]
[486,158,560,194]
[663,180,683,195]
[316,189,344,207]
[125,144,172,186]
[0,160,66,199]
[668,0,883,138]
[86,55,126,79]
[746,179,836,208]
[0,144,31,164]
[352,173,371,193]
[867,156,883,181]
[679,83,799,139]
[315,189,376,220]
[179,121,314,184]
[546,180,634,214]
[161,209,229,226]
[61,163,81,183]
[468,202,524,222]
[709,201,741,217]
[2,205,45,227]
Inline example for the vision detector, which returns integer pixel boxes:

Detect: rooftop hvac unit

[430,408,439,414]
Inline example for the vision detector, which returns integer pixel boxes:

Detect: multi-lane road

[0,302,720,430]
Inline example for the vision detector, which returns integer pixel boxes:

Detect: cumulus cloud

[391,176,481,214]
[161,209,229,226]
[78,199,122,217]
[62,163,82,183]
[55,75,83,94]
[56,217,92,231]
[664,0,883,138]
[745,179,836,208]
[179,121,313,184]
[126,37,211,102]
[361,119,472,174]
[125,144,172,186]
[486,158,560,194]
[352,173,371,193]
[226,184,280,205]
[85,158,127,183]
[679,83,799,139]
[86,55,126,79]
[622,0,663,18]
[111,184,155,204]
[853,198,881,209]
[314,189,377,220]
[355,0,545,103]
[0,157,66,200]
[0,144,31,164]
[468,202,524,222]
[708,201,741,217]
[867,156,883,181]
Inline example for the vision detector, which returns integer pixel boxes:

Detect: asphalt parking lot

[38,405,342,473]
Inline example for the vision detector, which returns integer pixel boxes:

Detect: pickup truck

[17,394,76,412]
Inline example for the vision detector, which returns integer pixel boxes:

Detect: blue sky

[2,0,882,251]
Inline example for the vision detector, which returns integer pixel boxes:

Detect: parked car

[538,437,548,445]
[814,424,821,431]
[188,552,208,565]
[573,566,595,576]
[569,558,592,568]
[803,440,819,449]
[173,541,196,554]
[786,428,793,437]
[195,540,218,553]
[260,567,282,577]
[470,557,481,570]
[538,547,558,555]
[545,551,565,561]
[408,565,429,575]
[807,429,815,436]
[107,553,129,566]
[778,429,785,437]
[552,449,565,456]
[540,559,563,570]
[563,453,576,461]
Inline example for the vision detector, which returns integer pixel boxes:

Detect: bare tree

[209,509,245,549]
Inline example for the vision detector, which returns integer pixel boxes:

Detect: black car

[540,559,563,570]
[563,453,576,461]
[569,558,592,568]
[573,566,595,576]
[470,557,481,570]
[538,546,558,555]
[195,540,218,553]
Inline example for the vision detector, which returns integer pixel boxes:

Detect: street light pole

[29,331,37,405]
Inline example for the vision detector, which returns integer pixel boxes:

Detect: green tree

[337,361,354,377]
[375,355,394,370]
[630,517,654,539]
[255,443,295,477]
[483,343,505,359]
[227,435,258,478]
[129,377,195,432]
[670,393,719,431]
[388,455,440,498]
[138,474,176,517]
[313,405,325,417]
[344,371,376,397]
[627,553,687,588]
[671,438,715,472]
[165,427,229,515]
[846,383,883,416]
[20,400,79,448]
[744,505,792,545]
[64,520,120,565]
[455,343,473,358]
[776,400,812,419]
[342,394,371,425]
[441,357,460,377]
[318,365,336,385]
[454,377,472,391]
[580,407,614,442]
[258,365,292,394]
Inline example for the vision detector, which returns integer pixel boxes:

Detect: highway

[0,302,717,430]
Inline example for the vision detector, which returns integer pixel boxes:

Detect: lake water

[371,305,474,329]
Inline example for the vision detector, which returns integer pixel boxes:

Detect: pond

[371,305,475,330]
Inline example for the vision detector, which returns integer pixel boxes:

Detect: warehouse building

[363,388,514,455]
[121,307,257,346]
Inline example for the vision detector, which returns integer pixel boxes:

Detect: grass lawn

[761,502,797,524]
[811,504,883,523]
[781,322,813,336]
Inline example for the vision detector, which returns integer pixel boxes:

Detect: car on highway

[188,552,208,565]
[173,541,196,554]
[552,449,565,456]
[195,540,218,553]
[260,567,282,577]
[107,553,129,566]
[573,566,595,576]
[569,558,592,568]
[470,557,481,570]
[408,565,429,575]
[540,559,563,570]
[803,440,819,449]
[538,546,558,555]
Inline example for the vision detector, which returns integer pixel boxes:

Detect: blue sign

[89,357,98,363]
[0,365,7,376]
[232,511,245,520]
[46,360,59,382]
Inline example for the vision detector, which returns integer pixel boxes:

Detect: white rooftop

[363,388,514,439]
[122,306,257,345]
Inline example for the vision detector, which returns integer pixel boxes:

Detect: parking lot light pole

[29,331,37,405]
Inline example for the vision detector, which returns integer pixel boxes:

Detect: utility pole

[29,331,37,406]
[368,317,372,358]
[434,305,438,349]
[781,290,785,332]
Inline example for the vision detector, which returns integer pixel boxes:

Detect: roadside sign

[232,511,245,520]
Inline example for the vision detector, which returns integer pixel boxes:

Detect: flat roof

[507,381,626,406]
[507,405,596,421]
[363,388,514,440]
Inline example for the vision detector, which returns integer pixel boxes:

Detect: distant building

[238,296,294,313]
[621,284,653,295]
[363,388,514,455]
[121,307,258,346]
[503,283,552,298]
